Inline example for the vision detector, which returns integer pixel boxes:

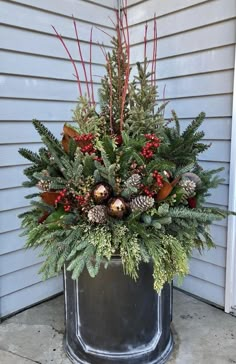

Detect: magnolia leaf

[41,192,60,206]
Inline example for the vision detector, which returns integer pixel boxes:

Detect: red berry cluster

[140,184,155,197]
[153,170,164,188]
[145,134,161,142]
[54,189,67,205]
[64,204,72,212]
[114,134,123,146]
[74,133,96,155]
[55,189,72,212]
[80,144,96,154]
[140,134,161,159]
[75,195,86,205]
[74,133,94,142]
[93,156,103,163]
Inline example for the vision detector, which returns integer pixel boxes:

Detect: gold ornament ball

[107,197,128,219]
[92,182,112,204]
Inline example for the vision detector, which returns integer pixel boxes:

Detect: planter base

[64,259,173,364]
[65,336,173,364]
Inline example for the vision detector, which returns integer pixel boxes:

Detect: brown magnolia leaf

[62,124,79,153]
[62,134,70,153]
[61,124,91,152]
[171,177,180,187]
[156,177,180,202]
[38,211,50,224]
[63,124,79,138]
[41,192,60,205]
[156,181,173,202]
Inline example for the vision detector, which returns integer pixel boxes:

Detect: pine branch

[19,148,41,164]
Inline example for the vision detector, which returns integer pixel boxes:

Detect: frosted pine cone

[125,174,141,188]
[37,179,51,191]
[179,179,196,197]
[88,205,107,224]
[130,195,154,212]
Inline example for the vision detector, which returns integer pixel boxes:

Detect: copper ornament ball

[92,182,113,204]
[107,197,128,219]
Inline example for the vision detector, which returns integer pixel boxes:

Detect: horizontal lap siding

[127,0,236,307]
[0,0,116,317]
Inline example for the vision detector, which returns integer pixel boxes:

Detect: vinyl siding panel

[0,263,46,297]
[0,207,29,234]
[0,249,44,277]
[177,275,225,307]
[1,75,101,101]
[128,0,236,307]
[3,0,116,27]
[126,0,210,16]
[128,0,236,35]
[130,20,236,62]
[0,0,116,317]
[0,229,26,255]
[1,51,106,81]
[1,276,63,318]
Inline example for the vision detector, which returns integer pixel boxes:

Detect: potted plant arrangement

[19,10,228,364]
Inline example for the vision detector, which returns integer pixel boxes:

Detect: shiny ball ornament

[92,182,113,204]
[107,197,128,219]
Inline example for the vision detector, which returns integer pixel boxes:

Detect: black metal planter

[63,258,173,364]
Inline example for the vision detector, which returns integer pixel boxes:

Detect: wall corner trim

[225,44,236,314]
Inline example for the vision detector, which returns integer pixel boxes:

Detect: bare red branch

[120,1,130,132]
[144,22,148,60]
[90,27,95,106]
[73,17,91,102]
[154,17,158,90]
[95,26,113,39]
[52,25,82,98]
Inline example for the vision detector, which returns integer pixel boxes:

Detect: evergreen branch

[19,148,41,164]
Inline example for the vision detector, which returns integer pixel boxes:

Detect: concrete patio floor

[0,290,236,364]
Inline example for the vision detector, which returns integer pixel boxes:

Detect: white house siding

[127,0,236,307]
[0,0,116,317]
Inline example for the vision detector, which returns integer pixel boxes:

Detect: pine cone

[37,179,51,191]
[88,205,107,224]
[179,179,196,198]
[125,174,141,188]
[130,195,154,212]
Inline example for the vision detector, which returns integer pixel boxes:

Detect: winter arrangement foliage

[19,13,228,292]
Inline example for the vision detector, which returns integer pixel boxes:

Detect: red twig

[89,27,95,106]
[117,8,128,51]
[123,0,130,53]
[52,25,82,97]
[116,7,129,132]
[153,17,158,90]
[144,22,148,60]
[151,15,156,86]
[120,1,130,132]
[73,17,91,102]
[95,26,113,39]
[108,15,117,28]
[116,10,122,117]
